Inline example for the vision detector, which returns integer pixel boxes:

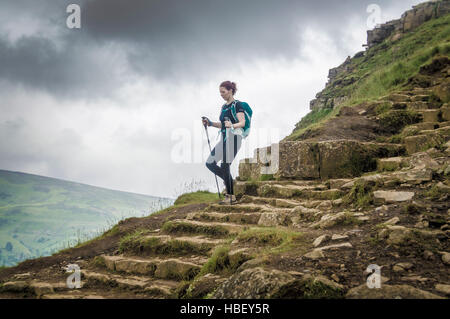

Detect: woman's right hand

[202,117,211,126]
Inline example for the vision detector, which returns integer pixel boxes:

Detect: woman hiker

[202,81,248,205]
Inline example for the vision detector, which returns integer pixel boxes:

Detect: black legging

[206,131,243,195]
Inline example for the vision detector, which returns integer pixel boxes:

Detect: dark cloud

[81,0,367,81]
[0,0,419,99]
[0,34,126,99]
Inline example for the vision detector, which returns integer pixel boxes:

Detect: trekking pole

[224,117,233,205]
[202,117,222,199]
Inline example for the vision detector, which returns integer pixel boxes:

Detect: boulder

[257,212,291,227]
[303,250,325,260]
[213,267,346,299]
[331,234,349,241]
[439,251,450,265]
[384,217,400,225]
[409,152,440,170]
[292,205,321,222]
[385,226,412,245]
[211,267,296,299]
[391,168,433,184]
[271,274,345,299]
[373,190,414,204]
[185,273,227,298]
[315,242,353,251]
[313,234,330,247]
[435,284,450,296]
[310,211,355,229]
[392,262,413,272]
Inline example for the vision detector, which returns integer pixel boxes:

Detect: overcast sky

[0,0,424,199]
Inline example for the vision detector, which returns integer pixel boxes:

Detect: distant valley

[0,169,174,266]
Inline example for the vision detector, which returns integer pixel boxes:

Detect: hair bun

[220,81,237,95]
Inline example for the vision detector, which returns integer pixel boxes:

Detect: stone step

[234,181,328,200]
[416,109,441,122]
[98,255,205,281]
[439,121,450,128]
[0,280,72,297]
[276,180,327,187]
[408,88,433,95]
[377,162,436,183]
[401,121,448,139]
[161,219,245,237]
[186,211,261,225]
[410,94,432,102]
[377,157,409,172]
[255,183,344,200]
[236,179,325,187]
[239,194,304,208]
[205,202,267,213]
[119,233,226,256]
[442,107,450,121]
[344,163,436,188]
[402,122,438,132]
[405,101,436,110]
[378,152,440,173]
[81,269,180,296]
[238,193,342,211]
[404,126,450,154]
[421,126,450,135]
[381,93,412,103]
[41,293,101,299]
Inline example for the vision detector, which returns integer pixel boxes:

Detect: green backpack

[221,100,253,139]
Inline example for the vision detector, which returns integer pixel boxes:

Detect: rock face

[308,0,450,113]
[366,1,450,48]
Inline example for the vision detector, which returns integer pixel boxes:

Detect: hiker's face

[219,87,232,100]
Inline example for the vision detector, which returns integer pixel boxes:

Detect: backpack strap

[218,100,241,142]
[230,100,238,123]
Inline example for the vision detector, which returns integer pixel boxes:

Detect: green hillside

[0,169,174,266]
[285,12,450,141]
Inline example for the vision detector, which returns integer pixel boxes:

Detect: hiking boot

[218,194,237,205]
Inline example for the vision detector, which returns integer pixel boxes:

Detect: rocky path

[0,88,449,299]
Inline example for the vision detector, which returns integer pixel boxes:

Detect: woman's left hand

[224,120,232,128]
